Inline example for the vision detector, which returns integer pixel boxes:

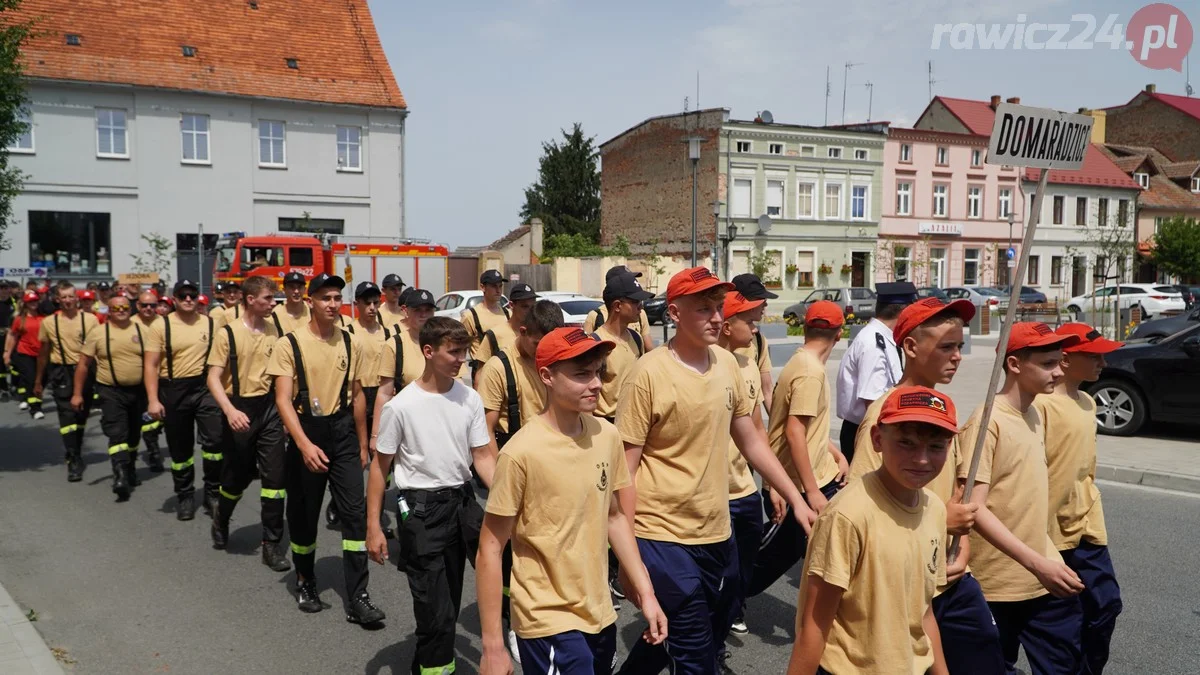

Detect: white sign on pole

[987,103,1094,171]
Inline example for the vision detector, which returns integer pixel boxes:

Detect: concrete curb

[1096,464,1200,495]
[0,580,66,674]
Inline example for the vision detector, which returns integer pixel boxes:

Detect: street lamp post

[684,135,705,267]
[710,200,723,275]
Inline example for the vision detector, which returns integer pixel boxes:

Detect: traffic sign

[1006,248,1016,260]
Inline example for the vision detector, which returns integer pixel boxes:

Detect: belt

[401,483,472,503]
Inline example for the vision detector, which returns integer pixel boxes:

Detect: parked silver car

[945,286,1004,308]
[782,287,876,324]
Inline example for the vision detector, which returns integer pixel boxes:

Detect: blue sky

[368,0,1197,249]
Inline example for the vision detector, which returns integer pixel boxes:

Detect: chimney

[1146,83,1157,93]
[990,95,1002,109]
[1006,97,1020,105]
[1086,109,1107,144]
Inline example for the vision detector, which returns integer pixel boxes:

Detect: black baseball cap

[173,279,199,295]
[604,272,655,304]
[381,274,404,289]
[509,283,537,302]
[398,287,415,305]
[307,273,345,296]
[876,281,919,305]
[96,281,111,291]
[404,288,436,308]
[606,265,642,281]
[222,280,240,290]
[480,269,504,285]
[282,271,306,287]
[732,273,778,300]
[355,281,381,300]
[214,281,227,292]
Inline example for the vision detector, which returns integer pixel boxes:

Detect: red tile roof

[1141,91,1200,122]
[1160,160,1200,179]
[1138,174,1200,210]
[10,0,405,109]
[930,96,998,135]
[1023,145,1142,189]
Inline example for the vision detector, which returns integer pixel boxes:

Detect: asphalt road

[1,400,1198,674]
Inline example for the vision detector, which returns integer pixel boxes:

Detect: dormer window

[1192,177,1200,193]
[1135,172,1149,189]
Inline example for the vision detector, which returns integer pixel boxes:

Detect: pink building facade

[878,127,1025,289]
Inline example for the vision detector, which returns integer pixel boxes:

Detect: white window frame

[971,148,983,166]
[936,146,948,165]
[732,177,753,218]
[929,247,947,288]
[766,179,785,218]
[796,181,816,219]
[827,146,843,159]
[180,113,210,165]
[761,246,785,285]
[767,142,783,155]
[337,125,362,172]
[853,148,868,161]
[824,181,843,219]
[7,107,33,153]
[967,185,983,219]
[793,248,818,288]
[850,183,870,221]
[899,143,912,162]
[998,188,1012,218]
[1134,172,1149,189]
[1192,176,1200,193]
[96,108,129,159]
[894,245,912,281]
[896,181,912,216]
[1051,255,1064,285]
[932,184,948,217]
[1027,255,1040,285]
[963,248,981,286]
[735,140,752,153]
[258,120,287,167]
[800,145,815,157]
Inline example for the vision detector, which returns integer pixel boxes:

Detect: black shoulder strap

[134,323,144,363]
[496,351,521,434]
[628,328,644,356]
[485,329,499,358]
[104,322,117,386]
[203,316,214,367]
[224,324,239,399]
[346,322,355,334]
[54,314,67,366]
[339,330,352,412]
[754,331,764,364]
[234,305,241,319]
[393,334,405,387]
[503,306,510,319]
[271,312,283,336]
[469,307,483,340]
[384,326,391,340]
[80,312,88,342]
[286,332,308,415]
[590,306,604,329]
[163,315,174,380]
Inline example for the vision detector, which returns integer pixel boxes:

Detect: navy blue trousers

[1061,541,1122,674]
[518,624,617,675]
[989,593,1082,675]
[933,573,1005,674]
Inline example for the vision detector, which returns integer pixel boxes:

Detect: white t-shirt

[375,379,491,490]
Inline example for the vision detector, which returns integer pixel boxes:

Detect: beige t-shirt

[766,348,839,491]
[733,333,772,375]
[1033,391,1108,549]
[957,398,1061,602]
[462,303,509,361]
[477,346,546,435]
[146,314,214,379]
[82,321,146,387]
[583,307,653,348]
[207,316,280,398]
[271,303,310,336]
[39,311,100,366]
[266,326,361,417]
[727,349,762,500]
[377,304,406,334]
[473,321,518,367]
[615,345,752,545]
[485,414,631,639]
[798,472,947,675]
[209,303,242,329]
[594,323,643,419]
[346,321,391,389]
[379,329,425,390]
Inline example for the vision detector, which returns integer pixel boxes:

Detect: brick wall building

[1103,85,1200,161]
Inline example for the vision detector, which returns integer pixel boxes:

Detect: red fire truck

[213,232,449,301]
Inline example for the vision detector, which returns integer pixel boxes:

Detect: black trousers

[397,483,483,675]
[838,419,860,466]
[158,376,224,497]
[217,395,287,543]
[49,363,92,458]
[286,411,368,601]
[96,383,145,468]
[12,352,41,415]
[748,479,841,597]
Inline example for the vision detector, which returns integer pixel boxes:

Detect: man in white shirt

[367,315,498,675]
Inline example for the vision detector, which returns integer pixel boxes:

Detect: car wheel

[1091,380,1146,436]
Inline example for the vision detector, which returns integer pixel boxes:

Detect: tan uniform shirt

[39,311,100,365]
[147,314,214,379]
[266,325,362,417]
[271,303,311,336]
[583,306,653,347]
[594,323,643,419]
[1033,391,1108,549]
[461,303,509,362]
[207,316,280,398]
[346,321,391,389]
[477,346,545,435]
[82,321,146,387]
[727,349,762,500]
[486,414,631,639]
[209,304,242,329]
[473,321,518,367]
[379,329,425,390]
[766,348,839,491]
[378,304,406,334]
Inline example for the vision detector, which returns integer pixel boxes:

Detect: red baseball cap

[666,267,734,302]
[22,291,38,303]
[893,297,977,343]
[535,327,616,371]
[78,290,96,301]
[1056,323,1124,354]
[1004,322,1082,354]
[198,294,210,306]
[723,291,764,318]
[878,385,959,434]
[805,300,845,329]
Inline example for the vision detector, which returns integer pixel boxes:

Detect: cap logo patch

[898,391,947,412]
[1032,323,1053,335]
[562,328,593,345]
[1085,329,1102,341]
[916,297,945,308]
[689,267,716,282]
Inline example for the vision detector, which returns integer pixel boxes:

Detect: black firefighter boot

[211,503,230,550]
[262,541,291,572]
[144,441,164,473]
[125,451,142,487]
[65,448,84,483]
[111,456,131,502]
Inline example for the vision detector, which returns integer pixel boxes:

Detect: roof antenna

[1187,53,1194,97]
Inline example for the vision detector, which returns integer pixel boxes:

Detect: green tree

[0,0,34,251]
[1149,216,1200,282]
[521,123,601,242]
[538,233,629,262]
[130,233,175,282]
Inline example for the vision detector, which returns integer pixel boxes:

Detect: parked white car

[1065,284,1186,321]
[433,290,509,318]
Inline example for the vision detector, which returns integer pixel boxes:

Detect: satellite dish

[757,214,773,234]
[760,110,774,124]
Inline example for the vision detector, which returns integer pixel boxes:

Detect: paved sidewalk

[0,580,65,675]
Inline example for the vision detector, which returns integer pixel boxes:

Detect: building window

[96,108,128,158]
[899,143,912,162]
[1134,172,1149,188]
[1154,216,1165,234]
[258,120,286,166]
[971,148,983,166]
[800,145,815,157]
[766,180,784,218]
[1192,177,1200,193]
[932,184,947,217]
[736,141,751,153]
[854,148,868,160]
[1097,198,1109,225]
[936,146,948,165]
[851,185,868,219]
[337,126,362,171]
[828,147,842,159]
[768,142,783,155]
[29,211,112,276]
[1027,255,1040,285]
[797,182,815,218]
[896,182,911,216]
[1052,195,1064,224]
[998,188,1012,218]
[1051,255,1064,285]
[968,186,983,219]
[963,248,980,285]
[894,246,911,281]
[1118,199,1129,226]
[7,107,32,152]
[732,178,752,217]
[181,113,210,163]
[278,217,345,234]
[825,183,842,219]
[1076,197,1087,226]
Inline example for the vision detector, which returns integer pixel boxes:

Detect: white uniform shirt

[374,379,491,490]
[835,318,902,425]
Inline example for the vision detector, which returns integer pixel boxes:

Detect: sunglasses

[176,292,198,301]
[137,302,156,309]
[110,305,132,312]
